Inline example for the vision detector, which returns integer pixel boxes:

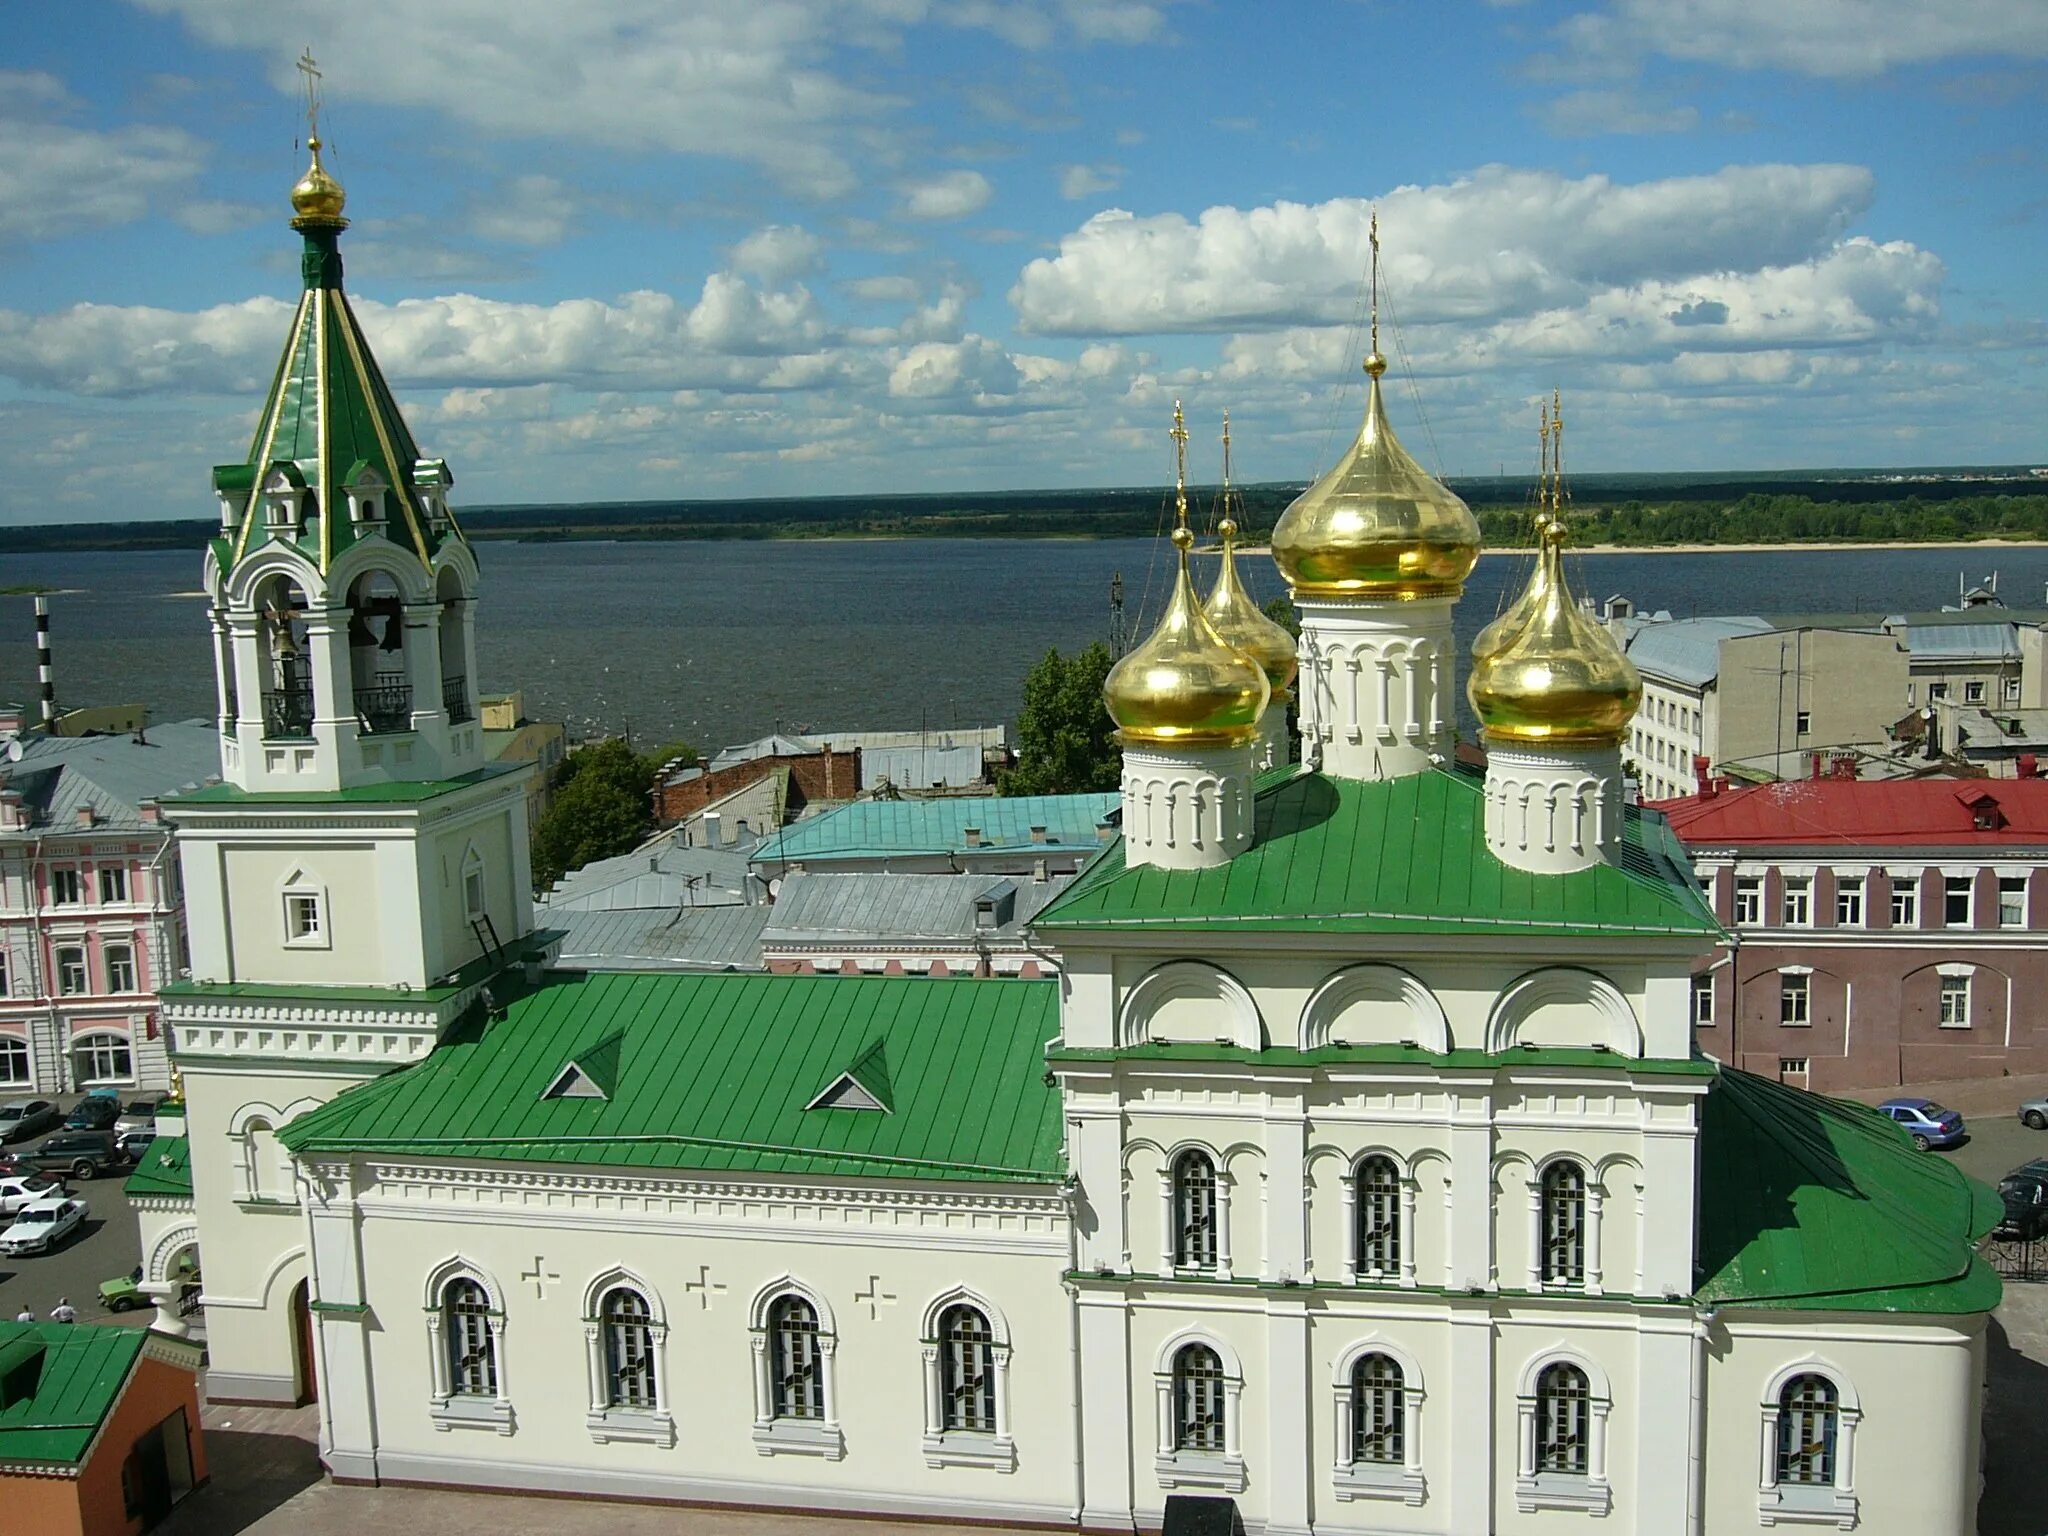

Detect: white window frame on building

[55,944,88,996]
[1965,680,1986,703]
[1999,876,2027,929]
[1154,1332,1245,1493]
[1348,1153,1412,1285]
[919,1290,1015,1471]
[461,845,487,924]
[1164,1146,1230,1278]
[1757,1361,1860,1528]
[1835,875,1864,928]
[582,1270,672,1447]
[1691,973,1714,1028]
[749,1280,843,1459]
[1945,875,1974,928]
[1331,1339,1426,1505]
[1515,1351,1613,1515]
[1534,1158,1593,1292]
[2005,676,2022,704]
[1734,876,1763,926]
[0,1036,28,1087]
[424,1260,514,1433]
[0,952,9,997]
[1890,878,1919,927]
[1795,710,1812,735]
[1937,965,1975,1030]
[104,942,136,994]
[281,871,329,949]
[72,1030,133,1086]
[1779,1057,1810,1086]
[1781,970,1812,1027]
[98,865,127,904]
[49,867,81,906]
[1782,876,1812,927]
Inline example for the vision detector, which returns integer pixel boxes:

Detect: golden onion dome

[1269,355,1481,600]
[290,135,347,225]
[1467,518,1641,747]
[1105,526,1271,748]
[1203,516,1297,696]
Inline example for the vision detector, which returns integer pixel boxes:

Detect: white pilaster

[1265,1303,1313,1536]
[1251,700,1288,776]
[1296,596,1455,779]
[1483,740,1626,873]
[1119,742,1256,871]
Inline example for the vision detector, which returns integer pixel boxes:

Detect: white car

[0,1174,61,1217]
[0,1195,87,1255]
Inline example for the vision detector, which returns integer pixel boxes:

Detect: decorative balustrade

[261,687,315,740]
[443,673,474,725]
[355,673,414,735]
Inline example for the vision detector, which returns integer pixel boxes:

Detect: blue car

[1878,1098,1967,1150]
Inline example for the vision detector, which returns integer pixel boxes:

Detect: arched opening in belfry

[437,564,474,724]
[256,574,314,740]
[346,569,412,734]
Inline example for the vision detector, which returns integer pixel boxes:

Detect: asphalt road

[0,1101,149,1328]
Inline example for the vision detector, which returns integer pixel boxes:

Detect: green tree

[530,736,696,888]
[1000,641,1121,796]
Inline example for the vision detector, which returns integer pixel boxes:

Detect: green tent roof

[1035,766,1720,940]
[1695,1068,2002,1313]
[123,1135,192,1201]
[280,971,1063,1184]
[0,1321,149,1468]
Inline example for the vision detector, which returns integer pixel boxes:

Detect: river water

[3,539,2044,753]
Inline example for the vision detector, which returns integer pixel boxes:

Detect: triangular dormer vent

[541,1032,623,1101]
[543,1062,608,1100]
[805,1038,893,1113]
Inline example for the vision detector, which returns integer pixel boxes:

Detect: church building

[132,137,1995,1535]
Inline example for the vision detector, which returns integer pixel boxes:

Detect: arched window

[1172,1343,1226,1452]
[939,1304,996,1432]
[1535,1362,1590,1474]
[243,1118,279,1200]
[0,1037,28,1086]
[602,1288,656,1410]
[1350,1354,1405,1465]
[1173,1150,1218,1270]
[1775,1374,1839,1486]
[73,1031,132,1086]
[445,1278,497,1397]
[1541,1161,1586,1285]
[770,1295,823,1420]
[1355,1155,1402,1277]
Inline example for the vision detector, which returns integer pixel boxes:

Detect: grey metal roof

[706,734,816,774]
[0,720,224,834]
[548,904,771,971]
[762,871,1071,947]
[1623,617,1773,688]
[1904,623,2023,661]
[540,834,755,910]
[859,745,986,791]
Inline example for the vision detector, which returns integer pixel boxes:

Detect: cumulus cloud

[468,174,583,247]
[844,275,922,303]
[887,335,1023,404]
[900,169,995,220]
[1058,162,1122,200]
[1539,87,1700,136]
[1607,0,2048,77]
[730,224,825,281]
[0,80,207,244]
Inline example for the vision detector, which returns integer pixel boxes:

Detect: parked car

[1996,1175,2048,1242]
[63,1097,121,1132]
[0,1099,61,1144]
[1878,1098,1967,1150]
[2020,1095,2048,1132]
[0,1195,88,1256]
[21,1130,125,1180]
[116,1128,156,1163]
[0,1172,62,1216]
[113,1094,166,1138]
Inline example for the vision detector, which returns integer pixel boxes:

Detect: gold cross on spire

[1364,208,1386,378]
[1218,408,1237,541]
[296,47,325,147]
[1170,399,1191,532]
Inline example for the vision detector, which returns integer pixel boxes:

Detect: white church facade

[128,137,1996,1534]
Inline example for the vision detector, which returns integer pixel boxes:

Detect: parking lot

[0,1097,153,1328]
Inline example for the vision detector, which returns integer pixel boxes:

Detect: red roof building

[1650,771,2048,1091]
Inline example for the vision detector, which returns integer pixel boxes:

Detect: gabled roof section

[280,971,1063,1184]
[0,1319,148,1467]
[1653,776,2048,847]
[1035,767,1719,940]
[1695,1067,2000,1313]
[544,1032,623,1100]
[807,1039,893,1113]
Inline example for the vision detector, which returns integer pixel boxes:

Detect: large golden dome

[1467,518,1640,747]
[1204,515,1297,697]
[1106,525,1271,748]
[290,135,347,226]
[1269,356,1481,601]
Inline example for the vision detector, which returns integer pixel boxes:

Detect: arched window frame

[1758,1360,1861,1528]
[1345,1150,1416,1287]
[0,1035,28,1088]
[918,1289,1015,1471]
[1331,1339,1427,1505]
[1513,1348,1612,1515]
[1161,1145,1232,1278]
[422,1258,513,1434]
[1530,1155,1600,1293]
[72,1029,134,1087]
[747,1278,843,1460]
[580,1269,672,1447]
[1152,1330,1245,1493]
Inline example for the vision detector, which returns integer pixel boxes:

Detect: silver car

[2021,1095,2048,1132]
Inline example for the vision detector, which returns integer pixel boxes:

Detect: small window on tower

[282,877,328,949]
[462,849,486,923]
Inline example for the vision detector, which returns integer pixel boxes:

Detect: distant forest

[3,473,2045,553]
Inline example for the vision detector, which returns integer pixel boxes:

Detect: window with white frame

[0,951,9,997]
[1154,1337,1243,1491]
[98,866,126,903]
[920,1294,1014,1468]
[1536,1363,1590,1474]
[446,1279,497,1395]
[1759,1368,1859,1526]
[1172,1149,1219,1271]
[1734,876,1762,925]
[1354,1155,1402,1279]
[771,1295,823,1419]
[1777,1374,1838,1483]
[1351,1354,1405,1466]
[49,867,80,905]
[939,1304,997,1432]
[581,1275,671,1445]
[1836,875,1864,927]
[1782,876,1812,926]
[1945,875,1974,927]
[240,1117,285,1201]
[0,1037,27,1086]
[1781,973,1811,1026]
[1796,709,1812,735]
[423,1264,511,1430]
[283,883,325,946]
[2000,877,2027,928]
[1891,878,1919,927]
[1939,975,1970,1028]
[1515,1355,1612,1515]
[462,848,486,923]
[2005,675,2022,703]
[73,1032,131,1083]
[751,1287,841,1457]
[1331,1345,1426,1504]
[1173,1344,1227,1453]
[601,1287,657,1409]
[1965,680,1986,703]
[1540,1161,1585,1286]
[55,945,87,995]
[104,943,135,994]
[1691,972,1714,1028]
[1929,682,1948,700]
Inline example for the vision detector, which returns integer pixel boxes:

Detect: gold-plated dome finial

[1269,215,1479,600]
[1104,402,1271,747]
[1204,409,1298,695]
[1467,398,1640,747]
[289,49,348,228]
[1472,394,1562,664]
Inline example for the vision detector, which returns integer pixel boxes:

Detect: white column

[1296,596,1456,779]
[1213,1170,1235,1281]
[1266,1304,1312,1535]
[750,1332,772,1424]
[1484,741,1626,873]
[1263,1106,1307,1282]
[1584,1184,1606,1296]
[426,1312,451,1401]
[1158,1170,1176,1275]
[1399,1177,1419,1289]
[1077,1293,1134,1529]
[1339,1173,1359,1285]
[1451,1310,1496,1532]
[1526,1177,1545,1289]
[585,1323,607,1413]
[921,1343,943,1435]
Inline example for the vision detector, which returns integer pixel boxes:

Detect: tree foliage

[1001,641,1121,796]
[531,736,695,889]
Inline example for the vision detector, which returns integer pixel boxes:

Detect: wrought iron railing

[222,692,239,735]
[261,687,314,740]
[443,674,474,725]
[355,673,414,735]
[1982,1232,2047,1282]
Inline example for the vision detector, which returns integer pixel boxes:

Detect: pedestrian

[49,1297,76,1324]
[12,1307,32,1323]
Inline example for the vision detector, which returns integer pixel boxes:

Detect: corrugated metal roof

[860,745,987,791]
[541,837,754,910]
[280,971,1064,1183]
[123,1134,193,1199]
[1904,622,2023,660]
[1657,776,2048,846]
[550,905,771,970]
[0,1319,149,1467]
[764,872,1070,946]
[752,792,1117,865]
[0,719,225,832]
[1622,617,1773,688]
[1036,768,1719,938]
[1695,1067,1999,1312]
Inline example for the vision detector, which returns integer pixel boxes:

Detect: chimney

[963,826,983,848]
[2021,754,2040,780]
[139,802,161,824]
[703,810,722,847]
[1810,753,1824,781]
[34,596,53,731]
[1830,753,1857,781]
[1693,755,1713,797]
[1029,824,1047,844]
[75,806,95,828]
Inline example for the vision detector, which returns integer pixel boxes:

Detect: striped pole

[34,596,53,730]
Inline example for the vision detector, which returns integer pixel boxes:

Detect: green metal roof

[1034,767,1720,939]
[1695,1068,2002,1314]
[212,224,466,577]
[123,1135,192,1201]
[752,792,1117,867]
[280,971,1064,1184]
[0,1321,148,1468]
[165,762,522,806]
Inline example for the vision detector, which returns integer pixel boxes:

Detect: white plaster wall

[218,842,388,987]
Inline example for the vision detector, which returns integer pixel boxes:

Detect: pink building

[0,723,222,1093]
[1652,768,2048,1092]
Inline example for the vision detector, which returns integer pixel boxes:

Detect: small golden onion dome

[1466,518,1641,747]
[1105,527,1271,747]
[1269,356,1481,600]
[1203,517,1297,696]
[290,135,347,224]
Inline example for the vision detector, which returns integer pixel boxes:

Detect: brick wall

[655,749,860,825]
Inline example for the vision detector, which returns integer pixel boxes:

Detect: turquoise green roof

[280,971,1063,1183]
[164,762,521,807]
[1695,1068,2002,1314]
[1035,767,1720,939]
[0,1321,150,1468]
[212,223,466,576]
[123,1135,192,1200]
[752,792,1117,866]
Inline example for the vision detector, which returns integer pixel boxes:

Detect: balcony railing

[443,673,474,725]
[354,673,414,735]
[222,692,239,736]
[261,687,314,741]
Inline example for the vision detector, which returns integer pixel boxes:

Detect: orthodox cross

[1169,399,1190,530]
[518,1256,560,1300]
[296,48,325,146]
[852,1275,897,1321]
[682,1265,726,1310]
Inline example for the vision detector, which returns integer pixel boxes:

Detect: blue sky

[1,0,2044,521]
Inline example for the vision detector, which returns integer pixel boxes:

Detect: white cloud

[468,174,582,247]
[1058,162,1123,200]
[172,198,267,236]
[1607,0,2048,77]
[0,105,207,244]
[730,224,826,281]
[887,335,1023,404]
[1010,164,1877,335]
[1539,87,1700,136]
[900,169,995,221]
[844,275,922,303]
